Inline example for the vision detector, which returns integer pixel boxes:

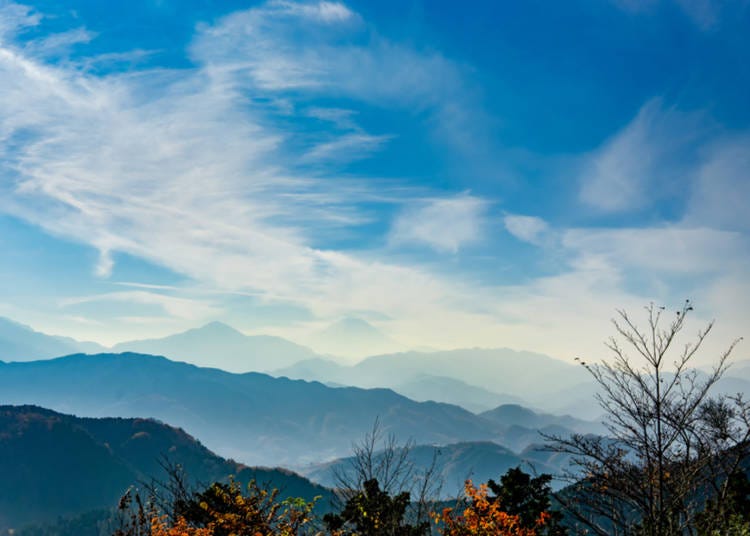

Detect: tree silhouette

[487,468,567,536]
[546,301,749,535]
[323,478,429,536]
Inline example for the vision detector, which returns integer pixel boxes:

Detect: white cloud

[0,2,39,41]
[0,3,747,364]
[389,195,489,253]
[61,290,222,321]
[504,214,549,245]
[563,226,748,275]
[24,27,94,56]
[684,134,750,231]
[188,0,491,168]
[190,1,462,106]
[95,249,114,278]
[579,98,705,213]
[302,132,393,163]
[272,0,356,23]
[0,1,498,345]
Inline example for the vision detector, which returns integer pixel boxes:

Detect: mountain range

[0,317,321,373]
[0,353,605,468]
[2,317,748,419]
[0,318,105,361]
[0,317,583,413]
[0,405,330,534]
[273,349,598,417]
[0,353,501,466]
[112,321,318,372]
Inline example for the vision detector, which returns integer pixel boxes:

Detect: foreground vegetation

[113,467,563,536]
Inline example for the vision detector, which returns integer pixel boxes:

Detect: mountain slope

[274,360,528,413]
[390,375,527,413]
[274,357,347,381]
[276,348,591,415]
[480,404,602,434]
[352,349,590,406]
[0,353,507,467]
[0,317,105,361]
[112,322,318,372]
[0,405,330,532]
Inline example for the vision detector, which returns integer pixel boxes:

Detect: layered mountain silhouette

[0,317,105,361]
[0,353,512,467]
[480,404,601,433]
[0,315,592,415]
[112,321,319,372]
[273,363,533,414]
[0,317,321,374]
[4,316,745,419]
[275,348,595,416]
[0,405,330,533]
[389,375,527,413]
[0,353,606,469]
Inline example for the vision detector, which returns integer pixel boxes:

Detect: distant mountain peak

[194,321,244,336]
[323,317,383,335]
[111,321,318,373]
[309,317,404,358]
[0,316,106,362]
[0,316,33,332]
[488,404,538,418]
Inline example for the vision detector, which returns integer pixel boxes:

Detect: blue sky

[0,0,748,361]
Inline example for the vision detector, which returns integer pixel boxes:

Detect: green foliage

[487,468,567,536]
[323,479,429,536]
[696,471,750,536]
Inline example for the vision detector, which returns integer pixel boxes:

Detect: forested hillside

[0,406,330,533]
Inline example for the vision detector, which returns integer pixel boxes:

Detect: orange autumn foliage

[150,516,215,536]
[434,480,549,536]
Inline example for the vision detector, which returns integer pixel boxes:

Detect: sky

[0,0,748,363]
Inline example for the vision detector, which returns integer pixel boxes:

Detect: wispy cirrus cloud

[0,1,747,363]
[389,194,489,253]
[0,0,500,345]
[578,98,707,214]
[504,214,549,245]
[61,290,223,321]
[0,2,39,39]
[684,134,750,231]
[189,0,461,106]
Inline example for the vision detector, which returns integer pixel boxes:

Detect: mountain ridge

[112,322,319,372]
[0,317,106,362]
[0,353,511,467]
[0,404,330,532]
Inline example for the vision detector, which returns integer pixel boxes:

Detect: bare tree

[545,301,748,536]
[331,418,443,527]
